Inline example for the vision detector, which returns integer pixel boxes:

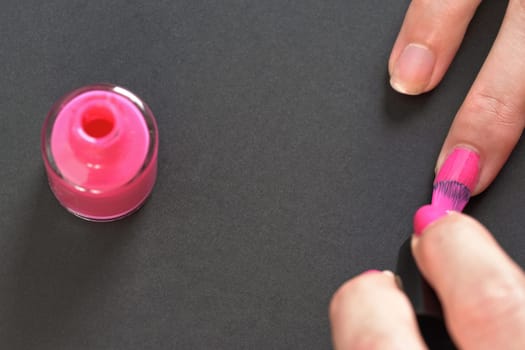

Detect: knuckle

[465,91,523,128]
[452,277,525,332]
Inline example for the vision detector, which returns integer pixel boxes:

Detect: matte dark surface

[0,1,520,349]
[396,238,455,349]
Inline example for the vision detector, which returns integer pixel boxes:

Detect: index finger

[413,211,525,349]
[437,0,525,194]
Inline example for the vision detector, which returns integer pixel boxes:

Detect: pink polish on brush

[432,147,480,211]
[413,205,448,236]
[41,84,159,221]
[413,148,480,234]
[397,147,480,348]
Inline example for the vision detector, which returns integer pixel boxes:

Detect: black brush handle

[396,237,457,349]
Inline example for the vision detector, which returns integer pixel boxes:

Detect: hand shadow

[382,76,434,124]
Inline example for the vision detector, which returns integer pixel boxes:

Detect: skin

[390,0,525,194]
[330,0,525,347]
[330,213,525,349]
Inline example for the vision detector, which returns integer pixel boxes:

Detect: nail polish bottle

[41,84,159,221]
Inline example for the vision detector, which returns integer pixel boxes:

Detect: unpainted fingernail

[390,43,435,95]
[362,269,381,275]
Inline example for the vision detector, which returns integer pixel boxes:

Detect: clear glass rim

[41,83,159,193]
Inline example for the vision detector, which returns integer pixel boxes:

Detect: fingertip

[413,205,450,236]
[330,270,427,350]
[330,270,397,317]
[388,0,482,96]
[411,210,466,276]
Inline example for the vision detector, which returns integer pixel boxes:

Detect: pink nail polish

[41,84,159,221]
[413,205,448,236]
[434,148,479,192]
[432,147,480,211]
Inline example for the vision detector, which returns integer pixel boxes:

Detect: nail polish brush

[397,148,480,349]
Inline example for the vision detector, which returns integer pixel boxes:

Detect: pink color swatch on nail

[413,148,480,234]
[42,85,158,221]
[434,148,480,192]
[431,148,479,211]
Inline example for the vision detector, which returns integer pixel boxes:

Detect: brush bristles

[432,181,471,211]
[434,149,480,192]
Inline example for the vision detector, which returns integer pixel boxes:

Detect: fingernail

[435,147,480,193]
[390,43,435,95]
[413,204,449,236]
[362,269,381,275]
[383,270,403,290]
[382,270,394,277]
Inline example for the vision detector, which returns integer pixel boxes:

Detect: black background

[0,1,521,349]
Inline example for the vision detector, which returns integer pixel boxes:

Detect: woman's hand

[329,212,525,349]
[389,0,525,194]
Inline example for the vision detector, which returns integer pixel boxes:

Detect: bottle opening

[81,105,115,138]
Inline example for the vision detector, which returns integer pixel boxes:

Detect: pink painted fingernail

[432,147,480,211]
[413,205,449,236]
[390,43,435,95]
[434,147,480,193]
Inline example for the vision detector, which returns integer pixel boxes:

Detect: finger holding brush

[330,0,525,345]
[330,212,525,350]
[397,147,481,348]
[330,148,525,349]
